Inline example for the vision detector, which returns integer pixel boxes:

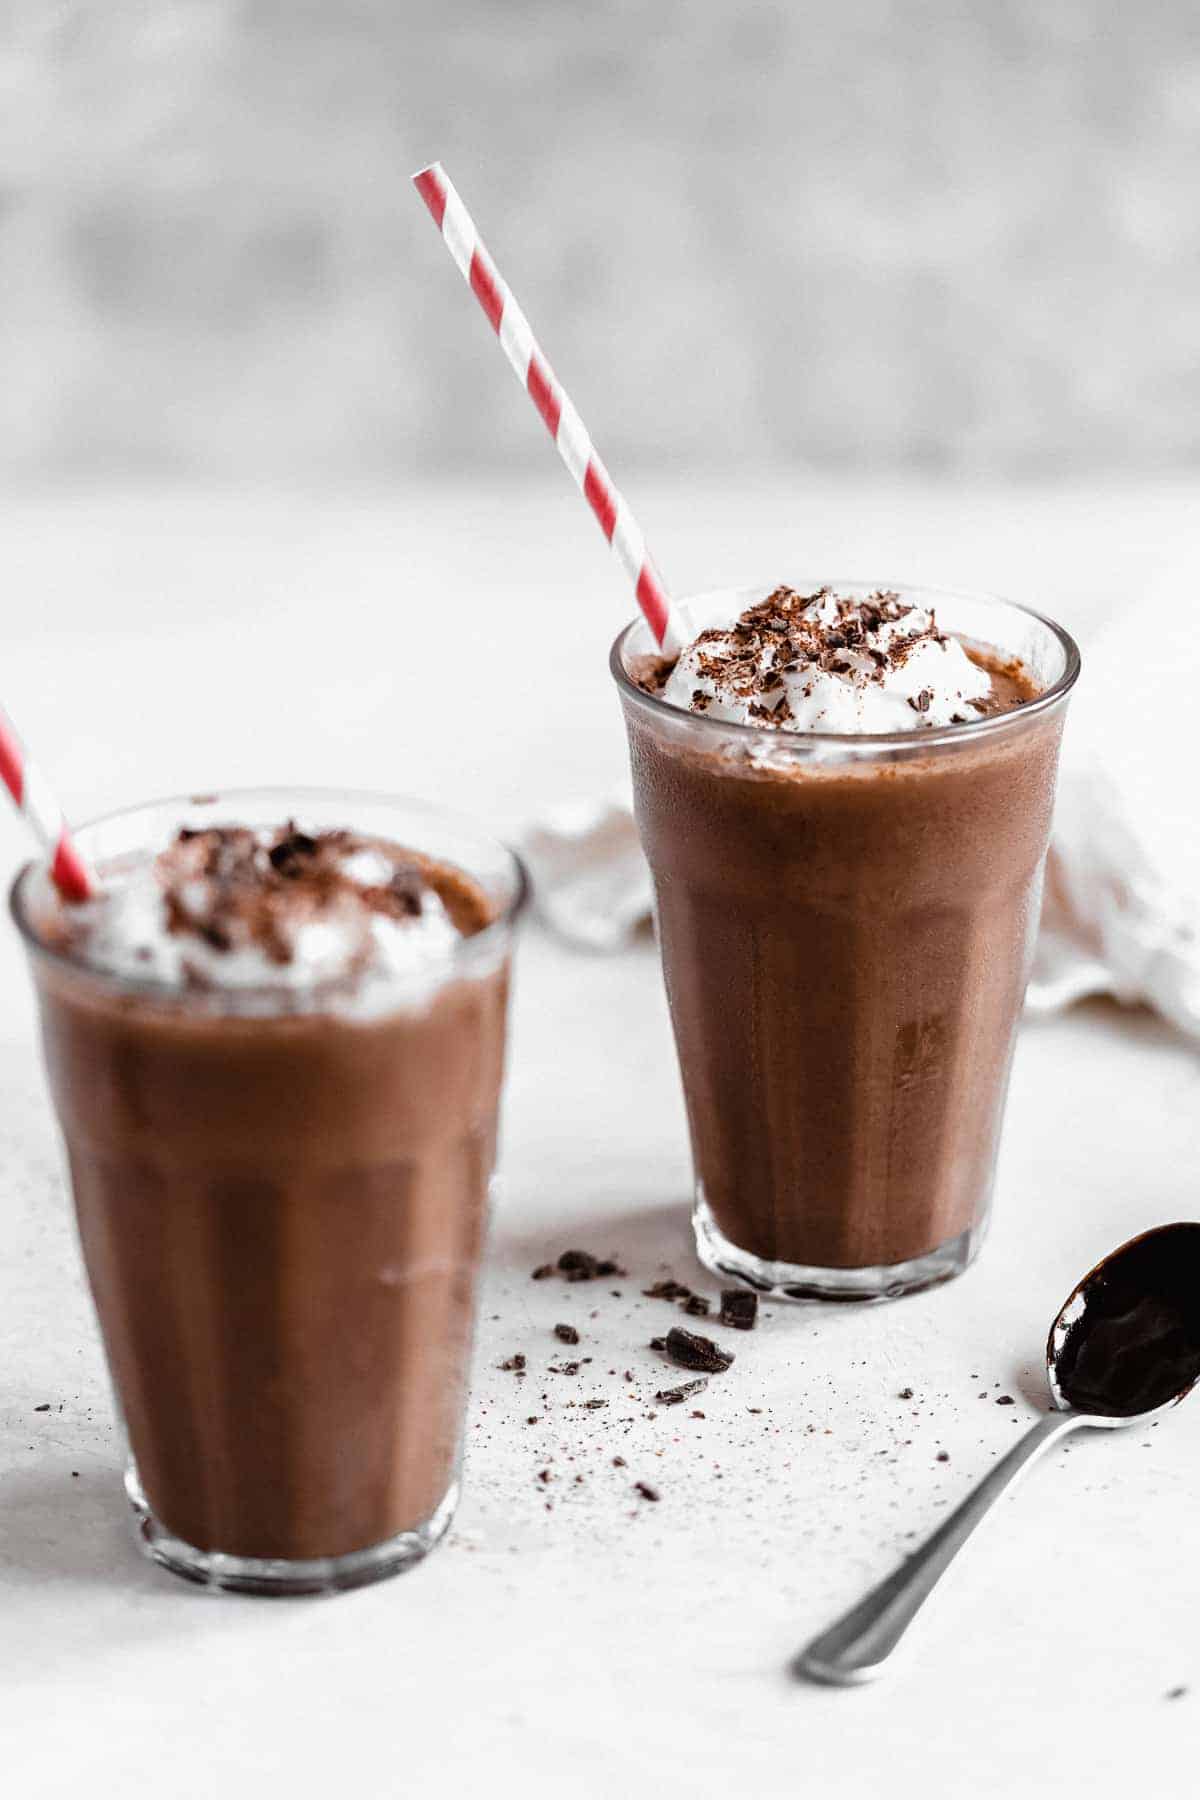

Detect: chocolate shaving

[153,822,461,969]
[643,1278,692,1302]
[634,583,1020,735]
[719,1289,758,1331]
[268,829,318,874]
[655,1379,707,1406]
[664,1327,735,1373]
[553,1249,626,1281]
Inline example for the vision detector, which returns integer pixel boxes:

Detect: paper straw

[413,161,687,655]
[0,707,95,901]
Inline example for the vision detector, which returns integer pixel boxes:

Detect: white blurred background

[5,0,1200,480]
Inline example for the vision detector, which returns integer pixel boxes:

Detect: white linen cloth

[1026,594,1200,1033]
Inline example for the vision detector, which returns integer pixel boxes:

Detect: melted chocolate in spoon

[1050,1223,1200,1417]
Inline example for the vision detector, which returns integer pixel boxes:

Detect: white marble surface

[1,477,1198,1795]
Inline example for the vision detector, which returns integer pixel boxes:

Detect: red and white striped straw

[0,708,95,901]
[413,161,688,656]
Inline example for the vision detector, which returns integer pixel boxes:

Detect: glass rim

[609,578,1081,750]
[9,784,529,1007]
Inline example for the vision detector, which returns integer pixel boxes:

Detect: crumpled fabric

[521,596,1200,1039]
[1025,595,1200,1034]
[520,799,653,954]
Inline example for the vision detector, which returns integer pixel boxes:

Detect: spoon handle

[797,1409,1085,1685]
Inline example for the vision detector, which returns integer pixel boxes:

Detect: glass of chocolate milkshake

[612,583,1079,1301]
[12,789,525,1593]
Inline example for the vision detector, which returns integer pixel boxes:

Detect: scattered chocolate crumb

[536,1469,551,1485]
[612,1456,627,1468]
[581,1398,607,1410]
[531,1264,554,1281]
[550,1361,582,1376]
[71,1471,79,1478]
[558,1249,599,1281]
[690,1410,706,1419]
[996,1394,1015,1406]
[683,1294,711,1317]
[898,1387,914,1400]
[33,1404,51,1413]
[525,1416,539,1425]
[747,1407,763,1415]
[936,1451,950,1463]
[499,1354,526,1373]
[719,1289,758,1330]
[665,1327,735,1373]
[656,1378,708,1406]
[554,1323,580,1345]
[1166,1686,1188,1700]
[649,1336,668,1352]
[643,1278,692,1302]
[547,1248,627,1281]
[623,1370,635,1383]
[634,1482,660,1503]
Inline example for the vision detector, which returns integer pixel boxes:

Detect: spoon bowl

[1046,1220,1200,1424]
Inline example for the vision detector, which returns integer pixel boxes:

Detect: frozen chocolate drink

[613,583,1079,1300]
[12,789,525,1592]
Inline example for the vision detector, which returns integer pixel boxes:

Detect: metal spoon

[797,1222,1200,1686]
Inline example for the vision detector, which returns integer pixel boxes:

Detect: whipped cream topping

[40,824,470,999]
[659,587,996,732]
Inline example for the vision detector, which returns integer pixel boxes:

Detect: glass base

[125,1466,458,1596]
[693,1190,984,1302]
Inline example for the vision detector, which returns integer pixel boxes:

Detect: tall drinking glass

[612,583,1079,1301]
[12,788,525,1593]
